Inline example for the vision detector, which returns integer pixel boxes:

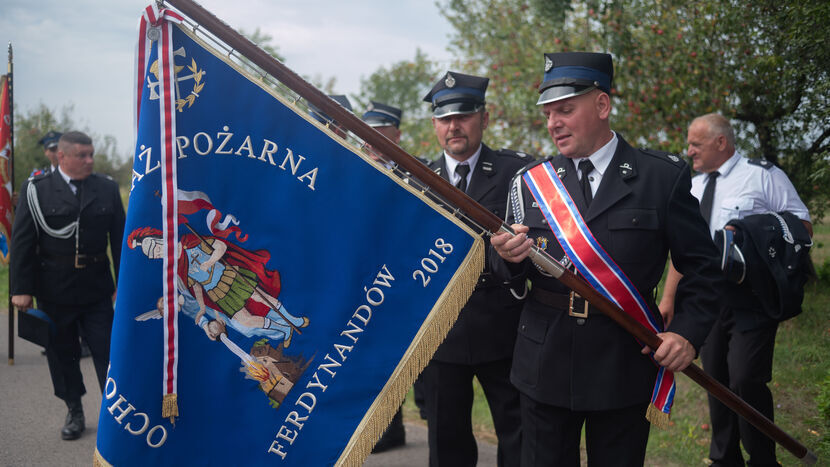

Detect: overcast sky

[1,0,454,158]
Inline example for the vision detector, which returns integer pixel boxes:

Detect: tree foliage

[240,28,286,63]
[352,49,443,159]
[12,105,131,190]
[410,0,830,220]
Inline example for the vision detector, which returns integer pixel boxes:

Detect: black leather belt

[42,252,108,269]
[530,287,595,318]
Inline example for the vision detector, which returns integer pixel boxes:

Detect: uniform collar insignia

[619,161,635,178]
[668,154,680,162]
[482,161,493,173]
[433,167,442,175]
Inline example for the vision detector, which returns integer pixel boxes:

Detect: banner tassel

[646,403,670,430]
[162,393,179,424]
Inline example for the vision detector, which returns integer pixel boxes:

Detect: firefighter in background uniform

[421,70,530,467]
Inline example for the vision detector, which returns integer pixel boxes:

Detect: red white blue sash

[136,4,184,422]
[523,161,675,423]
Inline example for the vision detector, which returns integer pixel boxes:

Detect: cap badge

[536,236,548,251]
[445,73,456,88]
[544,56,553,72]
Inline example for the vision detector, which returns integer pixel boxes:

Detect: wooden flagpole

[161,1,817,462]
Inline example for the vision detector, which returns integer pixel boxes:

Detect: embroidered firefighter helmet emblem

[148,46,206,112]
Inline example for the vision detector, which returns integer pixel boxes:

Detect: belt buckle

[568,291,589,318]
[74,253,87,269]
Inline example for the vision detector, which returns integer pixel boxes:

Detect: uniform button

[631,217,639,225]
[521,324,527,331]
[576,318,586,325]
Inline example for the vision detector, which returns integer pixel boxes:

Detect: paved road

[0,311,497,466]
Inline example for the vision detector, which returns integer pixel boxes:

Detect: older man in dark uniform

[420,71,531,467]
[490,53,724,465]
[11,131,125,441]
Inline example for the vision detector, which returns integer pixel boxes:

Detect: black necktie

[455,164,471,193]
[578,159,594,207]
[699,171,720,224]
[70,179,83,199]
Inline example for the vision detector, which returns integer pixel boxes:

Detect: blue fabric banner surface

[95,19,481,466]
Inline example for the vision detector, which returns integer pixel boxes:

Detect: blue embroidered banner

[95,10,482,466]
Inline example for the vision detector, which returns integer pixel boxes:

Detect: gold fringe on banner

[646,403,670,430]
[93,448,113,467]
[336,236,485,466]
[162,393,179,424]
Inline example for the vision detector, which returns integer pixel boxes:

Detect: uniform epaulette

[28,171,50,182]
[747,158,774,169]
[640,148,685,167]
[496,148,533,161]
[512,154,553,178]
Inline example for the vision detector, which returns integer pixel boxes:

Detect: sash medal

[522,161,674,427]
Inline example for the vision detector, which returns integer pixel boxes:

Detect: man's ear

[596,91,611,120]
[716,134,728,151]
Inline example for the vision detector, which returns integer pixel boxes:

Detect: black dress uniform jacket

[429,144,531,364]
[11,170,126,305]
[492,135,724,410]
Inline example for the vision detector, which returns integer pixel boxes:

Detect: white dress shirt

[444,144,482,189]
[575,131,618,197]
[691,151,810,237]
[57,166,80,195]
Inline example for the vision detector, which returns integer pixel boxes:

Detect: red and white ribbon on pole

[135,3,184,423]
